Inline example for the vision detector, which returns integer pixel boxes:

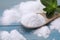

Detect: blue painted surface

[0,0,60,40]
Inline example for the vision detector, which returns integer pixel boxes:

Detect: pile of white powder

[0,30,26,40]
[21,13,46,28]
[50,18,60,32]
[1,0,46,28]
[33,26,51,38]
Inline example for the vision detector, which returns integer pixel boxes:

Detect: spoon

[21,13,60,29]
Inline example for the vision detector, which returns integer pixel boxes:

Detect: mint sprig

[41,0,60,18]
[56,6,60,13]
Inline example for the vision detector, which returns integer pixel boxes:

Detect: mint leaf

[40,0,50,6]
[45,6,56,18]
[46,9,55,18]
[56,6,60,13]
[41,0,57,18]
[41,0,57,7]
[43,8,47,11]
[57,6,60,8]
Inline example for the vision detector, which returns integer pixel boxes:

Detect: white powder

[0,30,26,40]
[2,8,21,25]
[21,13,46,28]
[50,18,60,33]
[33,26,51,38]
[20,1,45,16]
[10,30,26,40]
[2,0,45,25]
[1,31,10,40]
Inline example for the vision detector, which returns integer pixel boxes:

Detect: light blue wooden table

[0,0,60,40]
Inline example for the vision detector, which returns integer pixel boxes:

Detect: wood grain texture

[37,13,60,28]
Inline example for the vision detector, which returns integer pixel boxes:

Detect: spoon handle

[38,13,60,28]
